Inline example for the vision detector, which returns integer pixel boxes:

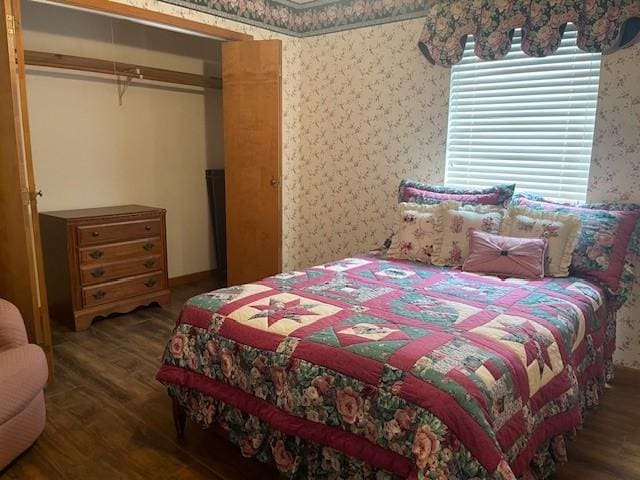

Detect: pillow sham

[573,201,640,307]
[463,230,548,280]
[398,180,515,207]
[386,202,452,263]
[513,195,640,292]
[501,206,581,277]
[432,203,506,267]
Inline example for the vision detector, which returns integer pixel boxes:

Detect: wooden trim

[42,0,252,41]
[25,50,222,89]
[1,0,55,376]
[168,269,216,288]
[12,0,54,375]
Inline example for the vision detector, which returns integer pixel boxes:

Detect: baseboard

[613,364,640,385]
[168,269,217,288]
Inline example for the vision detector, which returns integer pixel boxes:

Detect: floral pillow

[432,203,506,267]
[501,207,581,277]
[398,180,515,207]
[514,195,640,292]
[575,202,640,307]
[386,202,450,263]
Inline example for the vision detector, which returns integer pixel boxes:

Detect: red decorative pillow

[463,230,548,280]
[398,180,515,207]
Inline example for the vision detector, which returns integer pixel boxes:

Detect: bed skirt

[165,341,615,480]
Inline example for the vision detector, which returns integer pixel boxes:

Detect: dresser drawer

[82,272,165,308]
[77,218,161,246]
[79,237,163,265]
[79,255,163,286]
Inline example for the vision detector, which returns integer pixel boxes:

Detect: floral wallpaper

[92,0,640,367]
[159,0,428,36]
[289,18,449,270]
[589,44,640,368]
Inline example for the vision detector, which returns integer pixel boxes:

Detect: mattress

[157,253,615,479]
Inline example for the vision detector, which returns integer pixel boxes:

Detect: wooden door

[222,40,282,286]
[0,0,53,373]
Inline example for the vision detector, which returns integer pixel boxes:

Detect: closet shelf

[24,50,222,89]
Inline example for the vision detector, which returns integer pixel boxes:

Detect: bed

[156,252,616,480]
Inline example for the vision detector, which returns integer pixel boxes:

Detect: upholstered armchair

[0,299,48,470]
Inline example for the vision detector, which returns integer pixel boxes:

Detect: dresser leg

[172,395,187,439]
[156,290,172,307]
[73,312,95,332]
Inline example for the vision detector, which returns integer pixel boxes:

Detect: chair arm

[0,344,48,425]
[0,299,28,351]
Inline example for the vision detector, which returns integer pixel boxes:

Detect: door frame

[1,0,53,372]
[38,0,253,41]
[5,0,283,375]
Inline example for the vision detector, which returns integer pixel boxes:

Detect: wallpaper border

[159,0,295,35]
[159,0,428,37]
[299,10,427,37]
[272,0,352,9]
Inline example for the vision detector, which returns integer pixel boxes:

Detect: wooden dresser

[39,205,170,331]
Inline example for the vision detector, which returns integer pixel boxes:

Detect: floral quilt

[157,254,615,480]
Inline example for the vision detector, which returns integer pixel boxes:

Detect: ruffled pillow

[386,202,451,263]
[501,207,581,277]
[398,180,515,207]
[463,230,548,280]
[513,195,640,292]
[432,203,506,267]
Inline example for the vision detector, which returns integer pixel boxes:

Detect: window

[444,26,601,203]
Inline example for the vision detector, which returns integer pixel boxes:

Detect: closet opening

[0,0,282,363]
[24,0,225,331]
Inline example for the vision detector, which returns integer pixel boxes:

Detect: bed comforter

[157,253,615,480]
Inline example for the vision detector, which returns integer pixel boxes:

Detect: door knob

[28,189,43,201]
[270,177,280,188]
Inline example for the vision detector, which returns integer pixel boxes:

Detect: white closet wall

[22,0,224,278]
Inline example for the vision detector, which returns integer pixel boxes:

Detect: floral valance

[418,0,640,66]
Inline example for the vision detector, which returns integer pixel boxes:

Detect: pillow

[463,230,548,280]
[501,206,581,277]
[386,202,449,263]
[572,201,640,307]
[514,195,640,292]
[398,180,515,207]
[432,203,506,267]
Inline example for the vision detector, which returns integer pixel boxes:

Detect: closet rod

[24,50,222,89]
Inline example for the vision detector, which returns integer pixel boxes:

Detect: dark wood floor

[2,280,640,479]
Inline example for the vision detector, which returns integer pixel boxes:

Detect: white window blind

[444,26,601,203]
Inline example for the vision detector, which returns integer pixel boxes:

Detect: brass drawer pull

[92,231,100,237]
[89,250,104,259]
[144,278,157,288]
[143,242,155,252]
[145,225,152,231]
[143,259,156,269]
[90,268,106,278]
[93,290,106,300]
